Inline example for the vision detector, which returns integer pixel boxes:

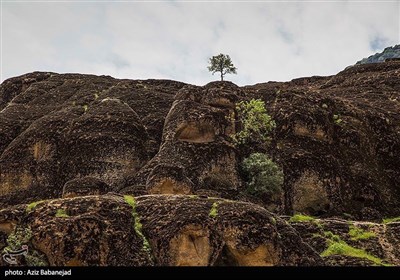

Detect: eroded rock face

[0,60,399,266]
[247,60,400,219]
[289,218,400,266]
[0,73,185,207]
[0,194,322,266]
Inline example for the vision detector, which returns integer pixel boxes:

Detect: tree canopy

[207,53,237,81]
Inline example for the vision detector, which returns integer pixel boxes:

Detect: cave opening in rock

[176,122,216,143]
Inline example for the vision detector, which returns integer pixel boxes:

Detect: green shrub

[348,225,376,240]
[3,226,48,266]
[241,153,283,196]
[209,202,219,218]
[231,99,275,146]
[289,214,315,223]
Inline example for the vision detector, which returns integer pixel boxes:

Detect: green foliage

[83,104,88,112]
[323,231,341,242]
[55,209,69,218]
[26,200,45,212]
[207,53,237,81]
[289,214,315,223]
[124,195,151,254]
[333,114,342,125]
[3,226,48,266]
[382,217,400,224]
[5,227,32,251]
[231,99,275,146]
[320,228,390,266]
[321,240,386,266]
[242,153,283,196]
[348,225,376,241]
[209,202,219,218]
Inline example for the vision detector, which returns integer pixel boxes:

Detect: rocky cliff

[0,59,399,266]
[356,45,400,65]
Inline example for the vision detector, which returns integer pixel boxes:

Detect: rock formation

[0,59,399,266]
[356,44,400,65]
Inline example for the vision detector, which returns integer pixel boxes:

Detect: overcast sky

[1,1,399,86]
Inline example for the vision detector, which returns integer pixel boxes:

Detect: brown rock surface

[0,59,399,266]
[0,194,321,266]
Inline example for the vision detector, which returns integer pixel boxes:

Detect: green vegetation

[323,231,341,242]
[124,195,151,254]
[333,114,342,125]
[209,202,219,218]
[207,53,237,81]
[289,214,315,223]
[348,225,376,241]
[241,153,284,196]
[321,103,328,109]
[55,209,69,218]
[382,217,400,224]
[188,195,198,199]
[5,227,32,251]
[231,99,275,146]
[26,200,45,212]
[319,228,389,266]
[3,226,48,266]
[94,93,99,100]
[83,104,88,112]
[321,240,386,266]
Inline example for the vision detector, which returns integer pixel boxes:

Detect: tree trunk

[220,72,223,81]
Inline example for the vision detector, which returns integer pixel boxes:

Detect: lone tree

[207,53,237,81]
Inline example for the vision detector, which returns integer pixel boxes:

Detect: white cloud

[1,1,399,85]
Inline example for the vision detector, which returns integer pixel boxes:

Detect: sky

[1,1,399,86]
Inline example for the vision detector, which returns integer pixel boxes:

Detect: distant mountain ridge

[356,44,400,65]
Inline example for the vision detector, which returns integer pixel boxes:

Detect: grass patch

[55,209,69,218]
[289,214,315,223]
[26,200,45,212]
[321,240,386,266]
[124,195,151,254]
[382,217,400,224]
[323,231,341,242]
[209,202,219,218]
[349,225,376,241]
